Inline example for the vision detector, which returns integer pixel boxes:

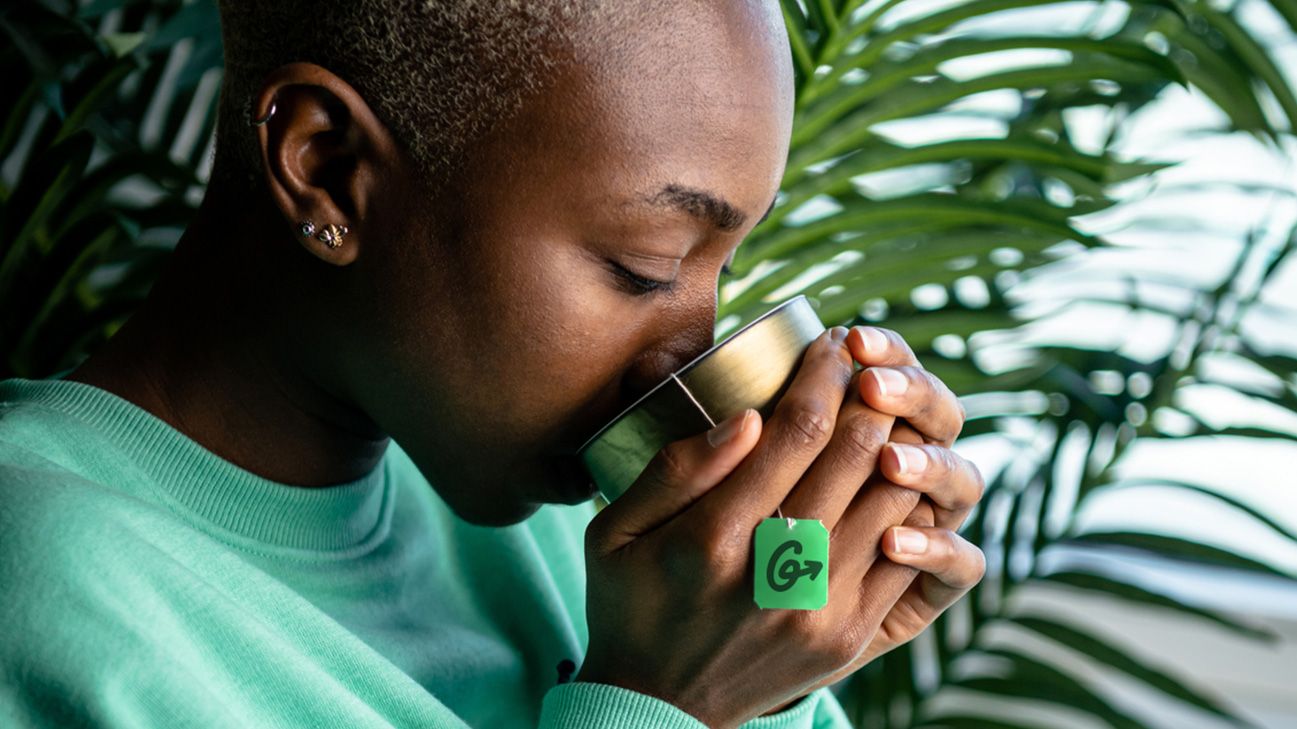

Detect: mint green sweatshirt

[0,378,852,728]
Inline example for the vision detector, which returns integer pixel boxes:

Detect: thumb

[587,408,761,555]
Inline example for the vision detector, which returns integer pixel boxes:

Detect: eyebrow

[645,184,777,233]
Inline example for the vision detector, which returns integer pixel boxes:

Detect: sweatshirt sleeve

[739,686,853,729]
[539,682,852,728]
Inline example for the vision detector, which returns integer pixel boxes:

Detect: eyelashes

[609,260,673,295]
[607,259,734,297]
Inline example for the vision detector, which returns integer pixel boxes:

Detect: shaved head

[214,0,649,187]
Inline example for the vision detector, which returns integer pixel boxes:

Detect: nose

[619,298,718,405]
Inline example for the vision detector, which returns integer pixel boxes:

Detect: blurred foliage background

[2,0,1295,727]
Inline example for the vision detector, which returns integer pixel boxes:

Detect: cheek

[482,254,643,433]
[447,243,650,449]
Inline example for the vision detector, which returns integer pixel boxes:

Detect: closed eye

[609,260,674,295]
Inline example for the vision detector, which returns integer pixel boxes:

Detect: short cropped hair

[213,1,634,189]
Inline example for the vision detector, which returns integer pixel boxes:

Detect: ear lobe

[250,62,401,267]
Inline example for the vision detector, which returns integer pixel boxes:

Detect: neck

[68,192,389,487]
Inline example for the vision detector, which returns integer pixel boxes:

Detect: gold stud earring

[316,223,349,249]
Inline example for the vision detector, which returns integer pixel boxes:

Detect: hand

[855,326,986,660]
[793,326,986,696]
[577,326,984,728]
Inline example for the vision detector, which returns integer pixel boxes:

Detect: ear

[249,62,402,267]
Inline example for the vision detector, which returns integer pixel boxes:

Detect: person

[0,1,987,727]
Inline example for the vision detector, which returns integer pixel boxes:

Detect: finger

[801,499,932,696]
[823,421,923,571]
[829,477,926,589]
[857,527,984,663]
[882,526,986,599]
[845,326,920,368]
[878,443,984,530]
[587,409,761,555]
[779,370,895,529]
[698,326,854,526]
[858,365,965,445]
[835,498,932,640]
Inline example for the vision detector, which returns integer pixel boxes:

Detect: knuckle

[879,482,922,521]
[912,367,939,402]
[689,521,747,573]
[918,370,964,438]
[932,445,958,477]
[783,397,834,446]
[840,412,887,463]
[929,529,957,560]
[784,609,829,648]
[652,441,693,486]
[818,623,864,667]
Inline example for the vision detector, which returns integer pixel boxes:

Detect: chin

[437,454,597,527]
[450,499,545,527]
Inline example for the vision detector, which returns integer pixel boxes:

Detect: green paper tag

[754,517,829,610]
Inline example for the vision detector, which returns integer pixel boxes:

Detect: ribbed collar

[0,377,393,553]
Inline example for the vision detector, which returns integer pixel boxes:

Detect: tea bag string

[671,374,787,524]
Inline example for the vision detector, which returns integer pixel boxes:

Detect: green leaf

[1013,616,1255,725]
[1037,571,1274,641]
[780,0,817,81]
[794,36,1183,147]
[1104,479,1297,545]
[746,192,1099,264]
[1191,3,1297,131]
[951,648,1148,728]
[788,61,1168,181]
[101,32,145,58]
[53,55,138,144]
[0,132,95,299]
[803,0,1066,102]
[10,213,122,367]
[761,136,1159,234]
[918,715,1063,729]
[1066,531,1294,579]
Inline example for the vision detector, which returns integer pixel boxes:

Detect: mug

[578,295,826,502]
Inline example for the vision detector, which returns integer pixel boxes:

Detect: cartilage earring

[317,223,349,249]
[298,220,316,238]
[247,99,277,127]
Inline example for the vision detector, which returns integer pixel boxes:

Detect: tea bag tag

[754,517,829,610]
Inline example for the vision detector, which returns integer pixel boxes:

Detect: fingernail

[829,326,848,343]
[891,444,928,476]
[858,327,887,355]
[871,367,908,397]
[891,527,928,555]
[707,410,749,447]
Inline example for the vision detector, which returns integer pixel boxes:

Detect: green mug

[578,295,827,503]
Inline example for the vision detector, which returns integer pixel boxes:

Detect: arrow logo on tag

[767,539,825,592]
